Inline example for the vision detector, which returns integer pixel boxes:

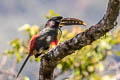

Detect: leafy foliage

[3,10,120,80]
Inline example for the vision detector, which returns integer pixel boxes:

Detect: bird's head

[45,16,86,28]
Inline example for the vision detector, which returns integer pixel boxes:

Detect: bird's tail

[16,53,31,79]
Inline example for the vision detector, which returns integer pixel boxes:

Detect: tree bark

[39,0,120,80]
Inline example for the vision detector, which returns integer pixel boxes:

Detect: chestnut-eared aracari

[16,16,86,79]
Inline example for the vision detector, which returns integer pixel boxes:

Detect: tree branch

[39,0,120,80]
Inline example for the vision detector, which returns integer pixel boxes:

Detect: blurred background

[0,0,120,80]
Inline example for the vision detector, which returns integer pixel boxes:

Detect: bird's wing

[35,28,58,50]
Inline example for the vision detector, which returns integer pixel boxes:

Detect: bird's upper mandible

[45,16,86,28]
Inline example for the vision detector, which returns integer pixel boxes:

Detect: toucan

[16,16,86,79]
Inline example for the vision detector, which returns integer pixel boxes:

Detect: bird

[16,16,86,79]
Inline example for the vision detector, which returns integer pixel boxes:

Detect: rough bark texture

[39,0,120,80]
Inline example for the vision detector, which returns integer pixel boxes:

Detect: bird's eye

[48,21,55,26]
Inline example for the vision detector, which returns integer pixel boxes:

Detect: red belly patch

[50,39,58,46]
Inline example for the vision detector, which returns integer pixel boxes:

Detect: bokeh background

[0,0,120,80]
[0,0,110,52]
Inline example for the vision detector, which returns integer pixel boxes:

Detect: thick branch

[39,0,120,80]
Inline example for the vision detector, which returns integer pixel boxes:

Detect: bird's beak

[59,18,86,27]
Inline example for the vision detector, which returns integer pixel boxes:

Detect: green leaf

[23,76,30,80]
[45,10,60,19]
[18,24,31,32]
[115,51,120,56]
